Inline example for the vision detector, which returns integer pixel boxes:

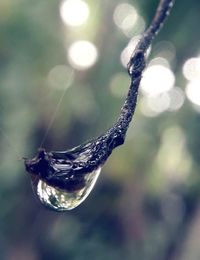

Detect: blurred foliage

[1,0,200,260]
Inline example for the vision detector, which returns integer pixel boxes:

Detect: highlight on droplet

[34,168,101,211]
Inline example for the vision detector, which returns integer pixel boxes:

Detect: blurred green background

[1,0,200,259]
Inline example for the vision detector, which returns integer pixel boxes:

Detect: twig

[25,0,175,211]
[115,0,175,142]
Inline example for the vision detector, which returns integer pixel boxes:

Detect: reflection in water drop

[33,167,101,211]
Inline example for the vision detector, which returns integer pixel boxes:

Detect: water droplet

[32,167,101,211]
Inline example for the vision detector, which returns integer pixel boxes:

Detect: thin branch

[115,0,175,141]
[25,0,175,211]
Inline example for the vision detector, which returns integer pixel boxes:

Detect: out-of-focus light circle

[124,16,145,38]
[68,41,98,70]
[186,80,200,106]
[168,87,185,111]
[60,0,89,27]
[120,36,151,67]
[182,57,200,81]
[110,72,130,97]
[113,3,138,33]
[141,88,185,117]
[120,37,140,67]
[140,93,170,117]
[47,65,74,90]
[141,65,175,96]
[147,93,170,113]
[149,57,170,68]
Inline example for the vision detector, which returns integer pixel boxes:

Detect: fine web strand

[39,85,69,149]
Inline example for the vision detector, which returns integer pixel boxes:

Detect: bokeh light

[113,3,145,37]
[67,41,98,70]
[141,64,175,96]
[120,36,150,67]
[182,55,200,107]
[113,3,138,33]
[168,87,185,111]
[140,93,170,117]
[186,80,200,106]
[120,36,139,67]
[140,87,184,117]
[60,0,90,27]
[182,57,200,81]
[47,65,74,90]
[149,57,170,68]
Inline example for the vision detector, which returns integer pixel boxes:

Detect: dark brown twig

[115,0,175,140]
[25,0,175,211]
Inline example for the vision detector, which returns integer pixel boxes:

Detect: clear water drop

[32,167,101,211]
